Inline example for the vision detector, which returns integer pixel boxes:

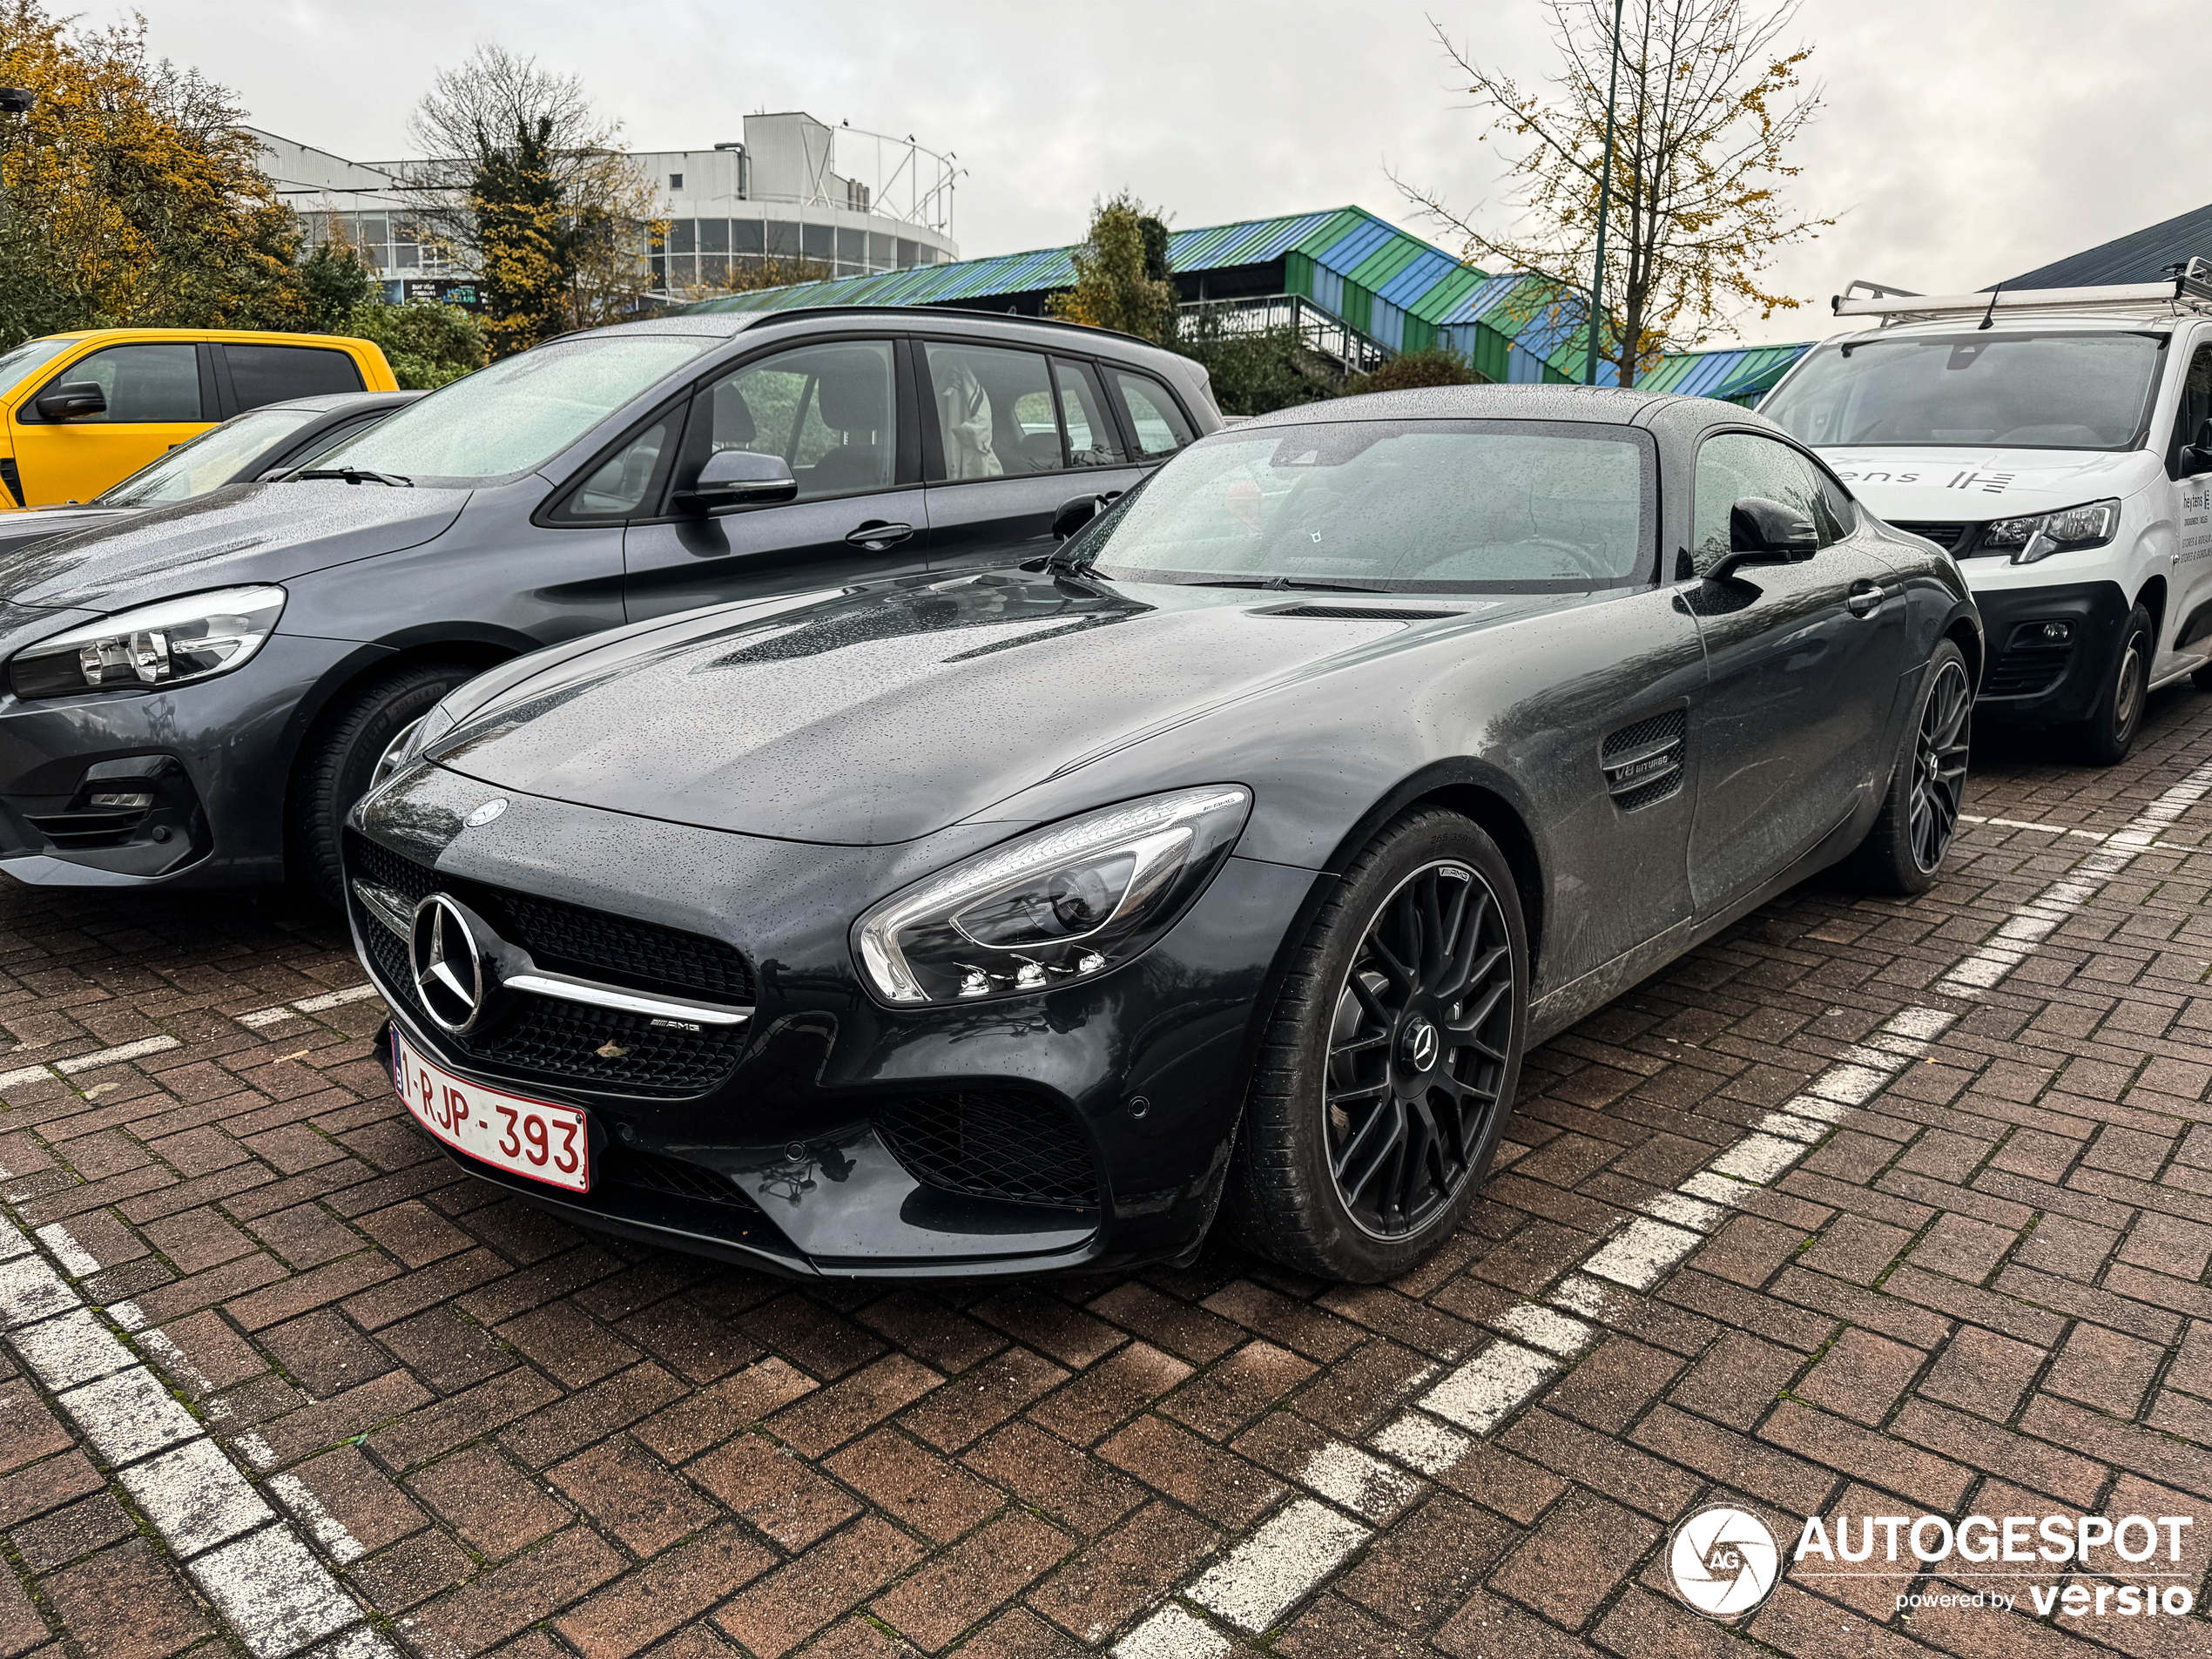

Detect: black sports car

[347,386,1979,1283]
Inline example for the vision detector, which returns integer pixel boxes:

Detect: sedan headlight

[1983,499,2119,564]
[9,585,286,699]
[853,785,1252,1005]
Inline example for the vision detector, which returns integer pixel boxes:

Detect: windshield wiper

[1184,576,1393,594]
[291,467,413,488]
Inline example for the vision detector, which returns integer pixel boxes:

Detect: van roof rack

[1831,259,2212,327]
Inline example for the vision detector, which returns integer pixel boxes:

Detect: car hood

[428,570,1562,845]
[1815,446,2153,522]
[0,481,468,610]
[0,503,139,562]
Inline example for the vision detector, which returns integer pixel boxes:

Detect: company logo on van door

[1831,467,2019,494]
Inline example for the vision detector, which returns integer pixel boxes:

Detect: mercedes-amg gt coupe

[347,385,1979,1283]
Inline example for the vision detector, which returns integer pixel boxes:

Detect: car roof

[255,389,425,416]
[1225,382,1757,430]
[569,305,1172,355]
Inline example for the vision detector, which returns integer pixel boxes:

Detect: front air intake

[875,1090,1100,1210]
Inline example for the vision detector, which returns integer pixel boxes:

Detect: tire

[291,662,479,907]
[2075,604,2153,765]
[1224,809,1527,1283]
[1843,640,1973,896]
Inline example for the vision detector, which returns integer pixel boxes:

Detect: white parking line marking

[239,984,383,1030]
[1187,1496,1372,1632]
[1421,1339,1561,1433]
[0,1033,183,1092]
[0,1217,395,1659]
[1112,1603,1231,1658]
[1942,759,2212,995]
[1298,1440,1422,1521]
[271,1473,368,1564]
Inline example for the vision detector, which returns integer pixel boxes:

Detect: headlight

[1983,499,2119,564]
[9,585,286,699]
[853,785,1252,1005]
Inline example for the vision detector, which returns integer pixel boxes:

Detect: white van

[1759,268,2212,763]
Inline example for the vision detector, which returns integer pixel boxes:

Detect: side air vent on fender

[1601,709,1687,812]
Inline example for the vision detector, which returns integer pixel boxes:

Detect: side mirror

[1709,496,1818,579]
[674,448,797,512]
[2184,418,2212,477]
[34,381,106,422]
[1052,495,1102,540]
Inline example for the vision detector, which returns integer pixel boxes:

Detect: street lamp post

[1582,0,1624,386]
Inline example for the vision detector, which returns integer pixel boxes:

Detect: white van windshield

[1762,332,2163,451]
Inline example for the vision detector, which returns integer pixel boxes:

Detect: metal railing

[1177,294,1394,374]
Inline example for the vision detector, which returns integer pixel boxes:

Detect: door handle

[845,520,914,551]
[1845,579,1892,617]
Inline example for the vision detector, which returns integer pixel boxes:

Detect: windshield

[1070,420,1649,591]
[0,335,75,395]
[1763,332,2163,450]
[98,406,320,505]
[314,335,717,484]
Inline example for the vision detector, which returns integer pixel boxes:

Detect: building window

[698,219,729,254]
[733,219,764,255]
[802,222,833,263]
[669,172,683,190]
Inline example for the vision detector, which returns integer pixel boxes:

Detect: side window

[1690,431,1841,573]
[39,344,200,423]
[1110,369,1194,458]
[560,418,673,520]
[224,345,364,411]
[2175,341,2212,462]
[690,340,895,502]
[923,342,1058,477]
[1055,361,1126,468]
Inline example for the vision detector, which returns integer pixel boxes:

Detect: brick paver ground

[7,686,2212,1657]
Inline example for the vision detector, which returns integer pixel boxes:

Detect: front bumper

[0,631,358,887]
[1961,577,2128,725]
[349,764,1320,1278]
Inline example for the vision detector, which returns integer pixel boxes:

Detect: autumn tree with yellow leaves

[0,0,306,345]
[1050,193,1177,344]
[409,46,660,359]
[1398,0,1831,387]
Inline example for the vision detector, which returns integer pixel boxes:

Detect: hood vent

[1601,709,1686,812]
[1260,604,1466,622]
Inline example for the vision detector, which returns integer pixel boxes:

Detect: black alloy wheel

[1325,860,1513,1239]
[1906,656,1973,874]
[1224,808,1527,1282]
[1844,637,1973,896]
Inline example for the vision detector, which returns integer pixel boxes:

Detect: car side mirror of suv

[2183,418,2212,478]
[1052,495,1102,540]
[674,448,798,513]
[34,382,106,422]
[1709,496,1818,580]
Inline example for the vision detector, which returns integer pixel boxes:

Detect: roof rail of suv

[1832,259,2212,327]
[735,303,1166,352]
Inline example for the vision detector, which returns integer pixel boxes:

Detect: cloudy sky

[132,0,2212,348]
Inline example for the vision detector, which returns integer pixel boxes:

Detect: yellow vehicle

[0,328,399,509]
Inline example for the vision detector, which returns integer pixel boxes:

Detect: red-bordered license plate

[393,1028,591,1193]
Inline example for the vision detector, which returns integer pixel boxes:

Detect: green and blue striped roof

[683,204,1805,395]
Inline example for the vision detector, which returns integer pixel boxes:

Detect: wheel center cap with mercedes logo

[411,894,490,1034]
[1399,1015,1440,1073]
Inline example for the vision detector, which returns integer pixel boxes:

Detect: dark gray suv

[0,308,1218,900]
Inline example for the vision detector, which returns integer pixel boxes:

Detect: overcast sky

[129,0,2212,349]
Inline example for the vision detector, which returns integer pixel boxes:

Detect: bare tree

[1397,0,1831,385]
[408,45,659,355]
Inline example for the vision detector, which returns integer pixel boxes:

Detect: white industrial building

[253,111,960,305]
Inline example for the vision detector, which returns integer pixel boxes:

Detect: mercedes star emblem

[1402,1016,1440,1071]
[411,894,489,1033]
